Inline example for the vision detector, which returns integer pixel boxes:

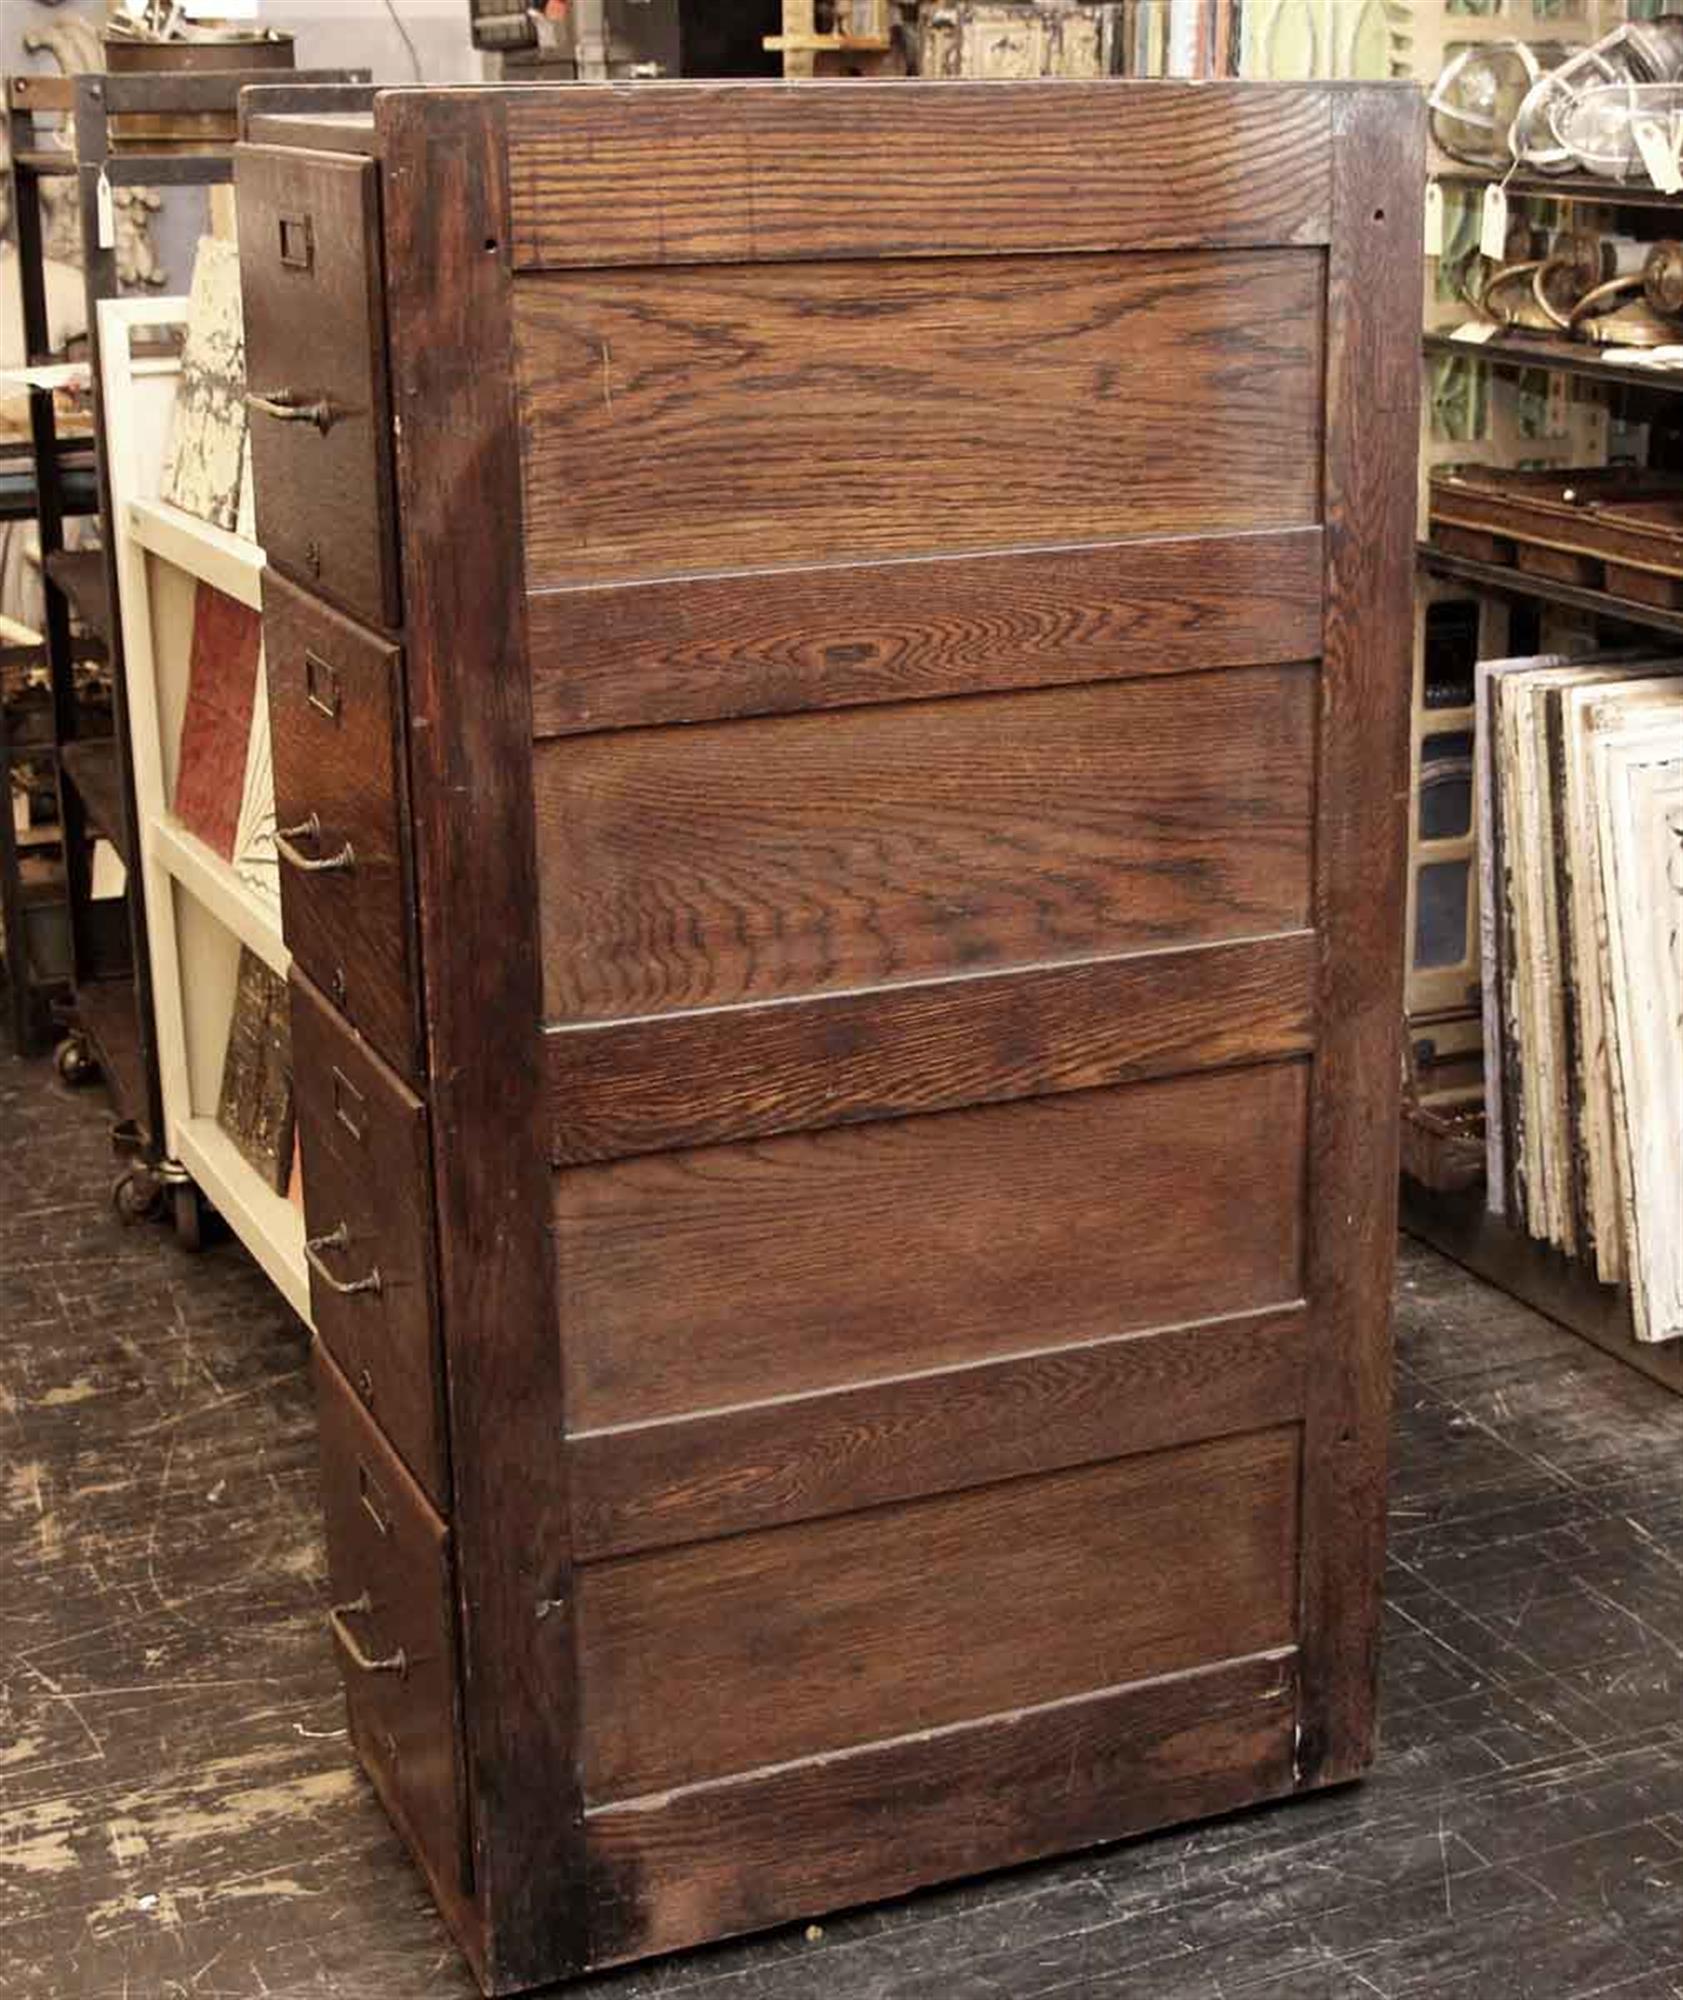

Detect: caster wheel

[171,1182,205,1253]
[54,1034,99,1086]
[112,1167,163,1226]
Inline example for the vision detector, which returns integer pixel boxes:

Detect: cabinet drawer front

[293,970,446,1508]
[265,571,420,1080]
[238,144,399,631]
[315,1341,469,1902]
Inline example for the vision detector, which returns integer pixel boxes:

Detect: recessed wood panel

[559,1061,1309,1430]
[528,527,1326,737]
[504,81,1333,269]
[583,1649,1297,1968]
[536,666,1315,1023]
[576,1426,1300,1801]
[513,250,1324,588]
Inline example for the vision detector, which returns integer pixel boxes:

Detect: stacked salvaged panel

[236,79,1421,1995]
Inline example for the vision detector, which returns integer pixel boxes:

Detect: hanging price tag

[1633,115,1683,194]
[1479,182,1508,261]
[95,168,115,252]
[1450,320,1499,345]
[1424,180,1445,259]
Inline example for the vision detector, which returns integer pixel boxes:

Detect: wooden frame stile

[376,93,584,1990]
[1298,90,1422,1787]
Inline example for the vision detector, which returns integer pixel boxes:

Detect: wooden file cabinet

[237,78,1423,1994]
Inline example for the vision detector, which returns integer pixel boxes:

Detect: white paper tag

[1450,320,1499,345]
[1479,182,1508,261]
[1424,180,1445,259]
[1633,115,1683,193]
[95,168,114,251]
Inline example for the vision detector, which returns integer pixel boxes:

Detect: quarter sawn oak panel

[558,1060,1309,1428]
[536,666,1316,1022]
[575,1427,1301,1802]
[528,527,1325,736]
[505,81,1332,268]
[514,250,1324,587]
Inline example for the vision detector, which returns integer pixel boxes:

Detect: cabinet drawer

[266,571,421,1081]
[294,969,446,1509]
[238,144,399,631]
[315,1340,469,1905]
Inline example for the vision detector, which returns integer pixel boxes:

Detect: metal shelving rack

[1411,162,1683,1388]
[5,65,365,1218]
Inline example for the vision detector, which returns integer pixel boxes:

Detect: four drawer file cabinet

[236,78,1424,1994]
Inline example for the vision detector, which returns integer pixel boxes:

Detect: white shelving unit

[98,296,309,1321]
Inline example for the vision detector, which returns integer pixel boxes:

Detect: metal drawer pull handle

[247,388,340,433]
[306,1222,382,1297]
[328,1593,406,1676]
[277,814,356,875]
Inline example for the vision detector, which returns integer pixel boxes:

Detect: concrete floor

[8,1038,1683,1999]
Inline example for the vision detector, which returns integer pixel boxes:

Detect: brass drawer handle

[306,1222,383,1297]
[328,1592,407,1676]
[277,814,356,876]
[247,388,341,434]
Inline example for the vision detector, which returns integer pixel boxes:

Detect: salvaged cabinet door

[374,80,1423,1987]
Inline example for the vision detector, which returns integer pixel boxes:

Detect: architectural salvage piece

[172,582,261,861]
[161,236,251,533]
[217,944,294,1193]
[237,79,1421,1993]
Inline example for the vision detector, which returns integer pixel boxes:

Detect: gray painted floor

[7,1038,1683,1998]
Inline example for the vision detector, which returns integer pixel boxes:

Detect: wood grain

[1295,87,1422,1792]
[375,91,586,1991]
[583,1649,1296,1967]
[546,929,1317,1163]
[237,145,399,632]
[265,572,421,1083]
[504,80,1333,269]
[291,970,448,1511]
[528,527,1325,736]
[559,1060,1309,1428]
[536,667,1316,1022]
[513,250,1324,587]
[575,1426,1300,1801]
[313,1342,470,1911]
[569,1304,1307,1559]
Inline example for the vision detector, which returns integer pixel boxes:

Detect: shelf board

[75,975,145,1134]
[173,1115,308,1322]
[1423,329,1683,397]
[150,814,286,980]
[129,497,264,610]
[1417,541,1683,636]
[1434,165,1683,213]
[43,548,111,645]
[60,738,128,865]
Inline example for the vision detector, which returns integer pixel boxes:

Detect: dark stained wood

[576,1427,1300,1802]
[528,526,1325,737]
[237,145,400,632]
[536,667,1315,1022]
[264,572,421,1082]
[545,929,1317,1163]
[374,91,586,1992]
[583,1649,1297,1967]
[291,969,448,1510]
[1294,87,1423,1793]
[313,1342,475,1933]
[569,1303,1308,1559]
[504,81,1333,269]
[514,250,1324,588]
[558,1061,1310,1428]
